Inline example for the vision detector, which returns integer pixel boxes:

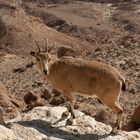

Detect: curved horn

[45,38,48,52]
[35,40,41,52]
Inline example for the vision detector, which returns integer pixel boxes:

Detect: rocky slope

[0,0,139,139]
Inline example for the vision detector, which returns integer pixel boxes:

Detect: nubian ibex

[30,39,126,129]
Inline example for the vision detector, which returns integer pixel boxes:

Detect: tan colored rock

[6,106,140,140]
[41,89,52,101]
[132,104,140,125]
[0,83,19,120]
[57,46,77,58]
[124,104,140,131]
[24,91,38,104]
[0,125,23,140]
[0,107,4,125]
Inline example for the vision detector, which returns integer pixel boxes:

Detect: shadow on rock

[17,119,114,140]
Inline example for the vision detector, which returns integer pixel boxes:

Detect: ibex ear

[30,51,36,57]
[48,47,52,53]
[48,41,56,54]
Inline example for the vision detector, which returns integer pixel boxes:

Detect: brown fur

[32,51,126,129]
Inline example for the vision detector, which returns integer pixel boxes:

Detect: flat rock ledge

[0,106,139,140]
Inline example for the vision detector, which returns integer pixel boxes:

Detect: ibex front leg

[61,91,75,125]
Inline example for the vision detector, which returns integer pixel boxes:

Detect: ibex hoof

[116,123,122,130]
[61,110,69,119]
[112,127,121,134]
[66,116,73,125]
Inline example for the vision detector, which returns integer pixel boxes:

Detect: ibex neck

[49,55,58,68]
[46,55,59,79]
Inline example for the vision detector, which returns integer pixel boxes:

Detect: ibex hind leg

[102,100,123,129]
[100,90,123,129]
[115,100,123,129]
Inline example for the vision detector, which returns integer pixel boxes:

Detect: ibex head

[30,39,51,75]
